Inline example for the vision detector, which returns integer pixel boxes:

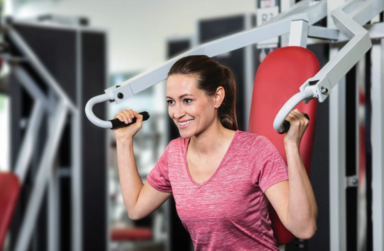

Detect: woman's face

[166,74,219,138]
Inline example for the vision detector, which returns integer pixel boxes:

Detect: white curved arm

[273,89,316,133]
[101,0,326,105]
[85,0,328,128]
[273,0,383,134]
[85,94,113,129]
[299,0,382,103]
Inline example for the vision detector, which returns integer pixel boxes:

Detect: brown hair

[168,55,238,131]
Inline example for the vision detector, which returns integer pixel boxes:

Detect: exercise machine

[85,0,384,250]
[0,16,107,251]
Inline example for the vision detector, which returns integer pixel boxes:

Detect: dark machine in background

[8,19,107,251]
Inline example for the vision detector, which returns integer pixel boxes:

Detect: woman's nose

[174,103,185,118]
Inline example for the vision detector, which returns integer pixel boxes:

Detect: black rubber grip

[278,113,309,134]
[110,111,150,130]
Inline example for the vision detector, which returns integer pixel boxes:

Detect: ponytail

[218,66,238,131]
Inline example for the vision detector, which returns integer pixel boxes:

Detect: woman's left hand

[284,108,309,147]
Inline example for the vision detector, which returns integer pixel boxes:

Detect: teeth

[179,119,194,126]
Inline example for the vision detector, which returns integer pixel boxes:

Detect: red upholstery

[248,46,320,244]
[111,227,152,241]
[0,172,21,249]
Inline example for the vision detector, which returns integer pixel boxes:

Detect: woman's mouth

[178,119,194,129]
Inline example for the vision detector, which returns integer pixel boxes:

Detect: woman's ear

[214,86,225,108]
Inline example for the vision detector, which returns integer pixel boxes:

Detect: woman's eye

[167,99,191,105]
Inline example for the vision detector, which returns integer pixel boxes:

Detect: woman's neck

[189,119,236,158]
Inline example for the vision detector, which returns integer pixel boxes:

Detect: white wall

[15,0,256,74]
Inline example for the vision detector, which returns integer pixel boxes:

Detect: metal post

[71,28,83,251]
[15,102,68,251]
[289,20,309,47]
[244,13,254,131]
[48,90,59,251]
[370,39,384,251]
[48,154,59,251]
[329,44,347,251]
[354,55,360,251]
[328,1,346,249]
[13,101,44,184]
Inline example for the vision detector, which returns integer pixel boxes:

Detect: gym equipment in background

[1,16,107,251]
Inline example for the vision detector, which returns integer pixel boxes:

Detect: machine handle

[85,93,150,129]
[279,113,309,134]
[273,89,316,134]
[85,93,114,128]
[110,111,150,130]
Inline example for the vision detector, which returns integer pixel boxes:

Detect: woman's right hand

[113,109,143,140]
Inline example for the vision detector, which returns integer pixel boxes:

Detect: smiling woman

[113,55,317,251]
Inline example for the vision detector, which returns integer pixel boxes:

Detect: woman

[113,55,317,250]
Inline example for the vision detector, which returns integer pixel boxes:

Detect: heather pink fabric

[146,130,289,251]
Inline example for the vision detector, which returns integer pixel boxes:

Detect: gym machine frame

[1,19,90,251]
[85,0,384,250]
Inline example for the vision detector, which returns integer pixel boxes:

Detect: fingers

[122,110,133,123]
[285,109,309,126]
[114,114,125,123]
[113,109,132,124]
[133,111,143,122]
[114,110,143,125]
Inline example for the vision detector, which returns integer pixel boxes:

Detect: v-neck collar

[183,130,239,187]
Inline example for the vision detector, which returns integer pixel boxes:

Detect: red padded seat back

[0,172,21,249]
[248,46,319,244]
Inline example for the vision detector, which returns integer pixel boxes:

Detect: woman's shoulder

[236,130,262,142]
[165,137,186,150]
[236,130,274,148]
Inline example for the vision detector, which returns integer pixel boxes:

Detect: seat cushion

[248,46,320,244]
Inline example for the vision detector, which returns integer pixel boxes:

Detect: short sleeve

[146,142,173,193]
[250,136,289,193]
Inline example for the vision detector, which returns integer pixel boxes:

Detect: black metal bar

[365,49,373,251]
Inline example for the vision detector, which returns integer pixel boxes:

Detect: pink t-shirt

[146,130,289,251]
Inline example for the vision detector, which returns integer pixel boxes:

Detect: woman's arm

[264,109,318,239]
[114,109,171,220]
[116,138,171,220]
